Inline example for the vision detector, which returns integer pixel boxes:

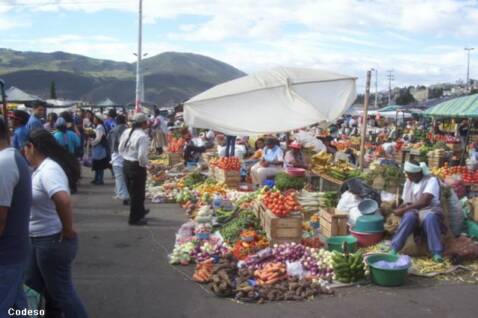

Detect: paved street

[72,172,477,318]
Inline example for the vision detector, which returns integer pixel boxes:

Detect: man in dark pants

[118,113,150,226]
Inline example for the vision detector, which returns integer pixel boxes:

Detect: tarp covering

[97,98,117,107]
[423,94,478,118]
[6,86,42,102]
[184,67,356,135]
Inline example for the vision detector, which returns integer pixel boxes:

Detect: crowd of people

[0,102,175,317]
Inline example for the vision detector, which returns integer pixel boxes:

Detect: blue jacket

[53,130,81,155]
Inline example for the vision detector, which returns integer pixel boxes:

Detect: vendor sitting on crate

[283,141,308,170]
[251,137,284,186]
[390,161,445,263]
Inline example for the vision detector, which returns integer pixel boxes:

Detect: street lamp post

[135,0,143,113]
[465,47,474,87]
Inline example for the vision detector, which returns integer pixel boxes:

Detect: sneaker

[432,253,444,263]
[129,218,148,226]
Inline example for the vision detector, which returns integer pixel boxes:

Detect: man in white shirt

[119,113,150,225]
[391,161,444,262]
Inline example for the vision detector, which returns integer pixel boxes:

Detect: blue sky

[1,0,478,91]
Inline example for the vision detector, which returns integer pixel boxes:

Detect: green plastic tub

[366,254,409,287]
[467,220,478,239]
[327,236,358,253]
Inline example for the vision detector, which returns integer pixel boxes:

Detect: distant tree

[395,87,416,105]
[50,81,57,99]
[354,94,365,104]
[429,87,444,99]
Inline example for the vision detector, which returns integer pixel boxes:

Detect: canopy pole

[359,70,372,170]
[0,80,8,132]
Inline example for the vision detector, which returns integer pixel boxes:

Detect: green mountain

[0,49,245,105]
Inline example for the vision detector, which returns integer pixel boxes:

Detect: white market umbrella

[184,67,357,136]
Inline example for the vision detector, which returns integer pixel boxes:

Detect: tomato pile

[210,157,241,171]
[434,165,478,184]
[262,191,301,217]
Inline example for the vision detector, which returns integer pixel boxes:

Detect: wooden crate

[214,167,241,188]
[320,209,348,238]
[168,152,183,166]
[447,143,462,152]
[260,203,303,244]
[394,151,404,165]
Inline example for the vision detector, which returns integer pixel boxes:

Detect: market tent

[6,86,42,103]
[423,93,478,118]
[97,98,117,107]
[184,67,356,135]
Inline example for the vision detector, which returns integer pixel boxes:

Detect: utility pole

[135,0,143,113]
[359,70,372,170]
[465,47,474,87]
[373,69,378,108]
[386,70,394,105]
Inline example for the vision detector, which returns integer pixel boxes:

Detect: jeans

[25,234,88,318]
[225,136,236,157]
[113,166,129,200]
[0,263,28,318]
[93,169,104,184]
[391,211,443,254]
[123,160,147,223]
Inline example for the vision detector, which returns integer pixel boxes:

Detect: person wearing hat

[390,161,445,262]
[119,113,150,226]
[90,112,110,185]
[250,137,284,186]
[283,141,308,170]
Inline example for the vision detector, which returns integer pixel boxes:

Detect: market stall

[143,71,478,305]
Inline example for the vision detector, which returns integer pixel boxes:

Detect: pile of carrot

[167,136,185,153]
[192,260,214,283]
[254,263,287,285]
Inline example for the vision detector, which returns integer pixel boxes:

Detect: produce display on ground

[146,129,478,304]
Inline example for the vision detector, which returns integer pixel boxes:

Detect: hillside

[0,49,246,105]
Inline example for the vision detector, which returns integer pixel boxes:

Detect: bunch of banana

[311,151,333,173]
[328,162,353,181]
[332,250,365,283]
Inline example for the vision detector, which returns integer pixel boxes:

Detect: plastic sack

[441,186,465,237]
[286,261,305,278]
[372,255,411,270]
[293,131,327,153]
[444,235,478,260]
[340,178,381,205]
[175,221,195,244]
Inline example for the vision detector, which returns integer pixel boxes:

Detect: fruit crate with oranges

[259,203,303,244]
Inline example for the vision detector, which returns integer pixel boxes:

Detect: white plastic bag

[286,261,305,278]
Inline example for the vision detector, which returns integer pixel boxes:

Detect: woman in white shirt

[23,128,88,318]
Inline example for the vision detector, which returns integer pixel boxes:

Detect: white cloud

[2,0,478,89]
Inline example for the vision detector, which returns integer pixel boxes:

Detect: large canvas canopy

[184,67,356,135]
[423,94,478,118]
